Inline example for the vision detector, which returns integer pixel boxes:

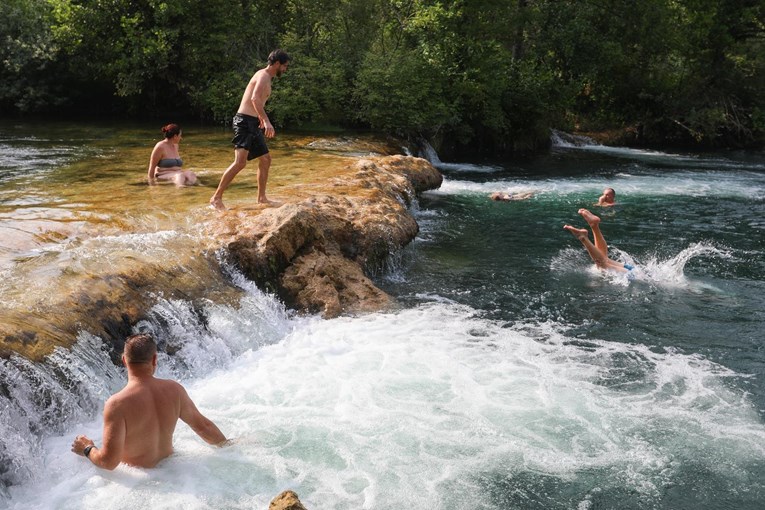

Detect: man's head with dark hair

[123,334,157,364]
[268,49,291,66]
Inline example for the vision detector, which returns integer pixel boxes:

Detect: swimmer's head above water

[597,187,616,206]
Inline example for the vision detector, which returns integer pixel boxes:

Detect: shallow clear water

[1,126,764,509]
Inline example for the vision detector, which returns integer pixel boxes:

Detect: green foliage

[353,48,452,136]
[2,0,763,149]
[0,0,60,112]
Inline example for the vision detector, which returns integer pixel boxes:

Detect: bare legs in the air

[564,208,629,272]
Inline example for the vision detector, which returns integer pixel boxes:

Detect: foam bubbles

[9,303,763,509]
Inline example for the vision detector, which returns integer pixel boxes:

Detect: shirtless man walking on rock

[210,49,290,210]
[71,334,227,470]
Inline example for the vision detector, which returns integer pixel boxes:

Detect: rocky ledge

[0,155,441,360]
[208,155,442,318]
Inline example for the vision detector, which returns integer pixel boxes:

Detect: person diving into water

[563,208,634,273]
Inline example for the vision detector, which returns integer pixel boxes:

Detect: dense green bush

[1,0,763,152]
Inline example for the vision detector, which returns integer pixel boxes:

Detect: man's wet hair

[268,49,291,65]
[124,334,157,364]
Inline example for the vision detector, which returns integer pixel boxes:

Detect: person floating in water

[490,191,534,201]
[597,187,616,206]
[563,208,633,273]
[209,49,290,210]
[147,123,198,186]
[71,334,227,470]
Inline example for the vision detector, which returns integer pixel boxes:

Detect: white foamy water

[434,169,765,201]
[418,140,504,173]
[6,296,764,509]
[551,130,765,172]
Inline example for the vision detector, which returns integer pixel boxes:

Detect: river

[1,122,764,509]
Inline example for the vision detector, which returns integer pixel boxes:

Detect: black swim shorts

[231,113,269,160]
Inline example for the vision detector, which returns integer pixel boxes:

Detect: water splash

[553,242,730,289]
[550,130,765,172]
[637,242,732,286]
[0,332,122,489]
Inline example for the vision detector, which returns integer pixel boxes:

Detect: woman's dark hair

[268,49,291,65]
[161,123,181,139]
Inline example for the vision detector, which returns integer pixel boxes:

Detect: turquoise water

[1,130,764,509]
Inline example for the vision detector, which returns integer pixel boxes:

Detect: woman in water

[147,124,198,186]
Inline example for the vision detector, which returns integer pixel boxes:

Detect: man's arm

[178,385,227,446]
[72,398,125,470]
[148,144,161,183]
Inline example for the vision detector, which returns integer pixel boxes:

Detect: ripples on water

[1,126,765,508]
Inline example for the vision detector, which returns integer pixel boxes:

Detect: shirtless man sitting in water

[71,334,226,470]
[564,208,633,273]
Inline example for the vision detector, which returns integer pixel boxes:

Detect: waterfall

[0,277,290,493]
[417,139,443,165]
[550,129,598,148]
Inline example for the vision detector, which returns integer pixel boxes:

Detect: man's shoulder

[111,378,183,400]
[254,68,273,81]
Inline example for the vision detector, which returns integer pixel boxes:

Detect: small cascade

[0,269,291,493]
[640,242,732,285]
[416,138,503,173]
[550,129,598,148]
[417,138,443,165]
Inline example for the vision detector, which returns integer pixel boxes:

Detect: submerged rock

[269,490,307,510]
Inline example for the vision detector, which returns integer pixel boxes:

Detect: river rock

[0,154,441,360]
[269,490,307,510]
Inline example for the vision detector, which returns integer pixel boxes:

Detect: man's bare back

[106,377,183,467]
[72,334,226,470]
[237,68,273,119]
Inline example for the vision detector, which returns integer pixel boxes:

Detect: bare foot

[563,224,588,240]
[209,197,226,211]
[256,196,273,204]
[578,208,600,226]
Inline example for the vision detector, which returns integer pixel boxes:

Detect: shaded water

[1,123,764,509]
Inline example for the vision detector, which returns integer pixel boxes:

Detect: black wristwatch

[83,445,94,458]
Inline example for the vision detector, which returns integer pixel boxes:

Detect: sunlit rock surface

[208,155,442,318]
